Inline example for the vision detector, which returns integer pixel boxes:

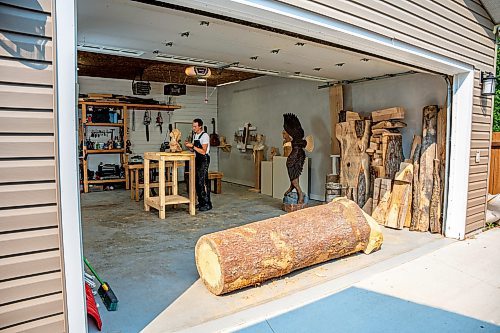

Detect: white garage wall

[78,76,218,173]
[344,73,447,157]
[217,76,330,201]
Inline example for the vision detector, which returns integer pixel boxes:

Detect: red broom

[86,282,102,331]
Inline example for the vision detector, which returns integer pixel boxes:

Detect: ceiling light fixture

[313,67,321,71]
[181,31,190,38]
[250,56,259,60]
[335,63,345,67]
[77,43,145,57]
[165,42,173,47]
[217,80,240,87]
[200,21,210,26]
[197,78,207,82]
[295,42,305,46]
[360,58,370,62]
[271,49,280,54]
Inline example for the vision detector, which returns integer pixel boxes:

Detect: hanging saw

[156,112,163,134]
[144,110,151,142]
[132,108,136,131]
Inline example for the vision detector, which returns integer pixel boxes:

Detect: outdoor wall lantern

[481,71,497,96]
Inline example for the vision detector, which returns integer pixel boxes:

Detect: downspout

[442,75,452,233]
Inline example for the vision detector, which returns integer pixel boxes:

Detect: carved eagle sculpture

[283,113,314,204]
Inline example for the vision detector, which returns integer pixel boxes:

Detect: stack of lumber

[78,93,163,105]
[366,107,405,180]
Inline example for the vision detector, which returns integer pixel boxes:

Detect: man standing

[185,118,212,211]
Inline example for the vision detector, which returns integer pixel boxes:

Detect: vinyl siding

[280,0,495,71]
[466,70,494,235]
[0,0,65,331]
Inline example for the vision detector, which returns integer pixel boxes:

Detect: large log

[416,105,438,231]
[381,133,404,179]
[410,144,422,231]
[195,198,383,295]
[429,159,441,233]
[336,120,371,206]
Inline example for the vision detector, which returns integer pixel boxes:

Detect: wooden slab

[371,107,405,122]
[372,121,407,130]
[382,133,404,180]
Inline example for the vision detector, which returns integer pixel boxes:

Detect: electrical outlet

[475,150,481,163]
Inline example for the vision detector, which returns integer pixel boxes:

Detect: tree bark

[429,159,442,233]
[416,105,438,232]
[410,144,421,231]
[382,133,404,180]
[195,198,383,295]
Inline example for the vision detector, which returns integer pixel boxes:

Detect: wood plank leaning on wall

[329,85,343,155]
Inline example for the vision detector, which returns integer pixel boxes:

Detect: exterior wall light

[481,71,496,96]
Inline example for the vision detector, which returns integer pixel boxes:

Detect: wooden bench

[208,172,224,194]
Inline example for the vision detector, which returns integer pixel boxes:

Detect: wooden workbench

[126,162,174,201]
[143,152,196,219]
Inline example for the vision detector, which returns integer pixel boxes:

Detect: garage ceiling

[77,0,418,86]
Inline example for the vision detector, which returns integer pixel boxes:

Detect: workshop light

[185,66,211,78]
[481,71,497,96]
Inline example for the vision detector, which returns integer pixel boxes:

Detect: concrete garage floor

[82,182,444,333]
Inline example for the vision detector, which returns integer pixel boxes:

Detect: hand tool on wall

[84,257,118,311]
[144,110,151,141]
[156,112,163,133]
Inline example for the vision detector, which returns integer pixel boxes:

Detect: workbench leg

[217,178,222,194]
[135,170,140,202]
[189,156,196,215]
[144,159,150,212]
[159,160,165,219]
[130,170,134,200]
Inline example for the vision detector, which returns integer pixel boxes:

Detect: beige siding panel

[315,0,493,65]
[473,96,493,108]
[0,136,54,158]
[472,114,491,124]
[0,59,53,85]
[468,179,488,191]
[0,84,53,109]
[0,5,52,37]
[467,195,486,208]
[0,272,62,304]
[446,0,495,29]
[0,206,58,232]
[2,314,65,333]
[471,122,492,133]
[472,106,492,116]
[469,164,489,174]
[471,131,491,141]
[467,188,487,200]
[469,148,489,158]
[283,0,494,69]
[452,0,494,21]
[0,32,52,61]
[0,183,56,208]
[465,218,485,234]
[0,228,59,257]
[0,294,63,329]
[0,0,52,13]
[470,139,490,149]
[467,204,486,217]
[409,0,495,41]
[0,111,54,133]
[469,172,487,183]
[0,160,55,183]
[356,0,493,55]
[0,251,61,281]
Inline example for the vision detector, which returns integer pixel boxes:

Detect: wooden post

[144,158,150,212]
[159,158,165,219]
[329,85,343,155]
[189,155,196,215]
[410,144,422,231]
[250,150,264,192]
[172,161,178,196]
[416,105,438,232]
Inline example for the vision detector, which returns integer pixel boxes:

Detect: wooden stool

[208,172,224,194]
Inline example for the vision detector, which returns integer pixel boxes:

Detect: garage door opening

[76,1,454,332]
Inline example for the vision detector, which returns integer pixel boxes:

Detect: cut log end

[195,238,223,295]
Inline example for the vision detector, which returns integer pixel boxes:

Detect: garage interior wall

[0,0,66,331]
[344,73,448,157]
[78,76,219,172]
[218,76,329,200]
